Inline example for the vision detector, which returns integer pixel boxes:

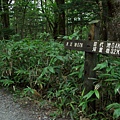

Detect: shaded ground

[0,88,69,120]
[0,88,49,120]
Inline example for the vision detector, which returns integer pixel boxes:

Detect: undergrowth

[0,37,120,120]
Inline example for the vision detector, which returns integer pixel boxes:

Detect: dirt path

[0,88,71,120]
[0,88,52,120]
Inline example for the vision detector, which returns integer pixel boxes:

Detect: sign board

[64,40,120,56]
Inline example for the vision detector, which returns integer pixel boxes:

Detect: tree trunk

[107,0,120,41]
[0,1,3,40]
[101,0,120,41]
[54,0,65,40]
[1,0,10,40]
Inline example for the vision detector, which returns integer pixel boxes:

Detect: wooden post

[64,20,120,112]
[84,22,100,112]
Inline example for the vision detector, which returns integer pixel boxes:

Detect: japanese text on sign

[92,42,120,55]
[64,40,120,56]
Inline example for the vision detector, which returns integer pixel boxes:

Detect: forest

[0,0,120,119]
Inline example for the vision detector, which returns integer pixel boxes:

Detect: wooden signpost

[64,39,120,112]
[64,40,120,56]
[64,20,120,112]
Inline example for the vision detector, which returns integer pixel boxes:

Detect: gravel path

[0,88,51,120]
[0,88,71,120]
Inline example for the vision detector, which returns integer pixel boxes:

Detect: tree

[12,0,42,39]
[0,0,10,40]
[107,0,120,41]
[98,0,120,41]
[55,0,65,39]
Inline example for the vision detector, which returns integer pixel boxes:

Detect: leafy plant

[0,79,14,87]
[79,89,100,113]
[106,103,120,119]
[22,86,35,97]
[91,56,120,119]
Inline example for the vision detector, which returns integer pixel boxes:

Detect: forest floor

[0,88,69,120]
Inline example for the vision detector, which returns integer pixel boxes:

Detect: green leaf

[106,103,120,110]
[113,108,120,119]
[105,79,118,82]
[78,64,84,78]
[79,102,87,111]
[70,102,75,110]
[37,67,48,80]
[48,66,55,73]
[94,61,108,71]
[106,103,120,119]
[81,88,85,96]
[56,56,64,62]
[69,71,78,76]
[115,84,120,94]
[83,90,94,100]
[94,90,100,99]
[0,79,14,87]
[99,74,111,79]
[23,86,34,96]
[63,36,69,39]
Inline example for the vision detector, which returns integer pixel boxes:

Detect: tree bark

[0,1,3,39]
[54,0,65,40]
[100,0,120,41]
[107,0,120,41]
[1,0,10,40]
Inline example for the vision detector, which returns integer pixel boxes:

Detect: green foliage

[94,56,120,92]
[106,103,120,119]
[0,0,119,119]
[1,38,120,120]
[0,38,64,86]
[79,89,100,112]
[0,0,101,40]
[93,60,108,71]
[1,38,120,119]
[0,37,84,119]
[0,79,14,87]
[66,0,100,25]
[22,86,35,97]
[93,55,120,119]
[63,25,89,40]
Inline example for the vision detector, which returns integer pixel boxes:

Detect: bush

[0,38,84,119]
[1,38,120,120]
